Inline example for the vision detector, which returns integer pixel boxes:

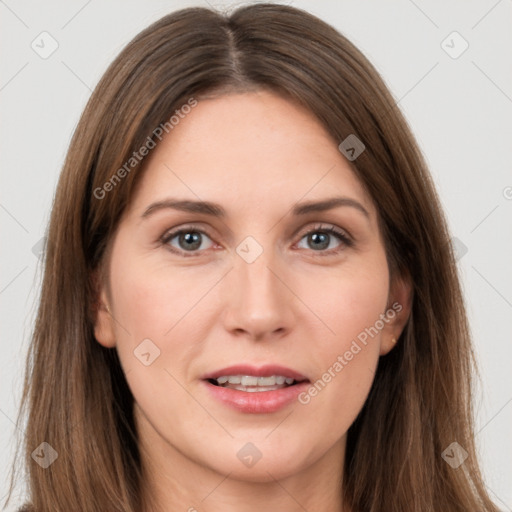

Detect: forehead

[128,91,376,221]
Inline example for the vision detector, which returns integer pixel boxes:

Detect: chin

[200,438,315,482]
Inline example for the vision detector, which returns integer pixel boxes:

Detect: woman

[5,3,499,511]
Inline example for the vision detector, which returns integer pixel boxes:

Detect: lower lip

[202,380,310,414]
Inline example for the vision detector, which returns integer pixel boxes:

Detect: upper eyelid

[300,222,352,238]
[161,222,350,237]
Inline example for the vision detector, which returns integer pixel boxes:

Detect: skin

[94,90,411,512]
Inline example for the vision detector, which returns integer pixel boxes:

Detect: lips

[200,364,310,413]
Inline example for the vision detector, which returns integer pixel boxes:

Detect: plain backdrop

[1,1,511,510]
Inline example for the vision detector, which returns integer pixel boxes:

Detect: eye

[160,223,353,257]
[295,224,353,255]
[160,226,215,256]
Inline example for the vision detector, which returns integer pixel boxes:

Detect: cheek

[107,248,222,380]
[109,239,197,336]
[297,252,389,353]
[294,257,389,424]
[107,260,205,433]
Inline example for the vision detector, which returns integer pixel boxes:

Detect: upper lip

[202,364,309,382]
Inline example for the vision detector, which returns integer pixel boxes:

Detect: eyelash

[159,223,354,258]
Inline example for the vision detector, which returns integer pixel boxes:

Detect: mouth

[201,365,311,414]
[201,364,310,394]
[206,374,308,392]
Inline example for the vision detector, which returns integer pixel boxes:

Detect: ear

[379,271,413,355]
[91,269,116,348]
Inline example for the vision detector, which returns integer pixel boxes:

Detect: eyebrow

[141,196,370,220]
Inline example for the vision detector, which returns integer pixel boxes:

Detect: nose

[222,244,295,342]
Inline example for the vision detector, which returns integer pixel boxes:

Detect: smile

[209,374,300,392]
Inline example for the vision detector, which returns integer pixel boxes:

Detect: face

[94,91,410,485]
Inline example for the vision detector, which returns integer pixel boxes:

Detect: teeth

[258,376,276,386]
[213,374,299,387]
[241,376,258,386]
[231,385,283,392]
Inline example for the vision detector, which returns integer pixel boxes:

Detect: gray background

[1,0,511,509]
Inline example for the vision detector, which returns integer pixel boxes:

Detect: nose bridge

[224,235,292,338]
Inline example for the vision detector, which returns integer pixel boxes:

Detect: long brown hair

[5,3,498,511]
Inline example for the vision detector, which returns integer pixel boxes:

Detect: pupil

[310,232,328,250]
[180,232,201,250]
